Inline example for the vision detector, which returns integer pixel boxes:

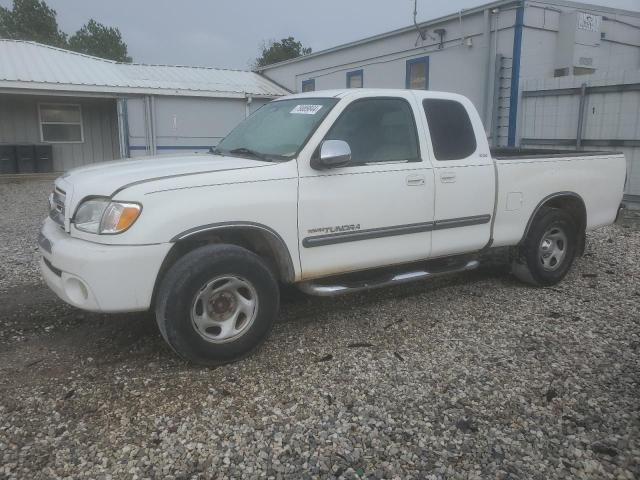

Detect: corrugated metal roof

[0,39,290,98]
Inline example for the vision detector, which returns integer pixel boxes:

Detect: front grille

[49,187,66,227]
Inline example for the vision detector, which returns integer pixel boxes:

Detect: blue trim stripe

[508,3,524,147]
[129,145,213,151]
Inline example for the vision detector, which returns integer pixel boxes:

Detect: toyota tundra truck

[39,89,627,365]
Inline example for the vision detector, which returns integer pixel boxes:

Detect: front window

[39,104,83,143]
[215,98,338,160]
[326,98,420,164]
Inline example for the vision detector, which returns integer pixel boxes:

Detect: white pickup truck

[39,89,626,365]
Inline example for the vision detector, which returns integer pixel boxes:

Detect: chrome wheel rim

[191,275,258,344]
[538,227,568,271]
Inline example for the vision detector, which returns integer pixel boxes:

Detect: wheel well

[522,193,587,251]
[151,227,295,308]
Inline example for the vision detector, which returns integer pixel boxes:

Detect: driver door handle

[406,174,425,186]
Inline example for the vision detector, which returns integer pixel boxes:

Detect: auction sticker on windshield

[290,104,323,115]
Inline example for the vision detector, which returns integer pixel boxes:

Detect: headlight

[74,197,142,234]
[74,198,109,233]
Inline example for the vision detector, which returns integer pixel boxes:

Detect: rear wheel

[156,244,279,366]
[512,208,578,286]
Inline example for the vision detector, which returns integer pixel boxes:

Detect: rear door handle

[440,171,457,183]
[406,174,425,186]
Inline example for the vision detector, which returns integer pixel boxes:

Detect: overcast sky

[2,0,638,69]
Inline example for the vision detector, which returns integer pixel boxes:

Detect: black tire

[512,207,578,286]
[155,244,279,366]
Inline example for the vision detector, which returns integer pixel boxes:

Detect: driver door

[297,94,435,280]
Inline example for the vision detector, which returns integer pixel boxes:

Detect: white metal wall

[261,7,517,131]
[125,95,269,157]
[261,2,639,149]
[519,71,640,196]
[520,5,640,79]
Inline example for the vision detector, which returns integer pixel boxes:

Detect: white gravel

[0,179,638,479]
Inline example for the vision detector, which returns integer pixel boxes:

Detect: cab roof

[275,88,468,103]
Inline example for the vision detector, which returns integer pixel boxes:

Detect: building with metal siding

[0,40,289,173]
[0,95,120,171]
[258,0,640,197]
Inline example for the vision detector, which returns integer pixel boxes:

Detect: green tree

[68,19,131,62]
[255,36,311,68]
[0,0,67,47]
[0,0,132,62]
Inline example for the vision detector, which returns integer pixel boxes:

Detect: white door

[415,93,495,257]
[298,95,435,280]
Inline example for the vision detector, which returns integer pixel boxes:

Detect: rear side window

[326,98,420,164]
[423,99,477,161]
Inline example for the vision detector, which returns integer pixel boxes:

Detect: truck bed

[490,150,626,248]
[490,148,618,160]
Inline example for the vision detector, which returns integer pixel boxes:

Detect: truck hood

[62,154,268,194]
[56,154,269,209]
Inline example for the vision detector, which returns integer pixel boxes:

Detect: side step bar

[298,260,480,297]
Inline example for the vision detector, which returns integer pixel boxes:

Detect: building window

[573,66,596,76]
[406,56,429,90]
[39,104,83,143]
[326,98,420,164]
[346,69,363,88]
[422,99,477,161]
[301,79,315,92]
[554,68,569,78]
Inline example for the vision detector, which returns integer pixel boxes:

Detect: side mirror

[311,140,352,170]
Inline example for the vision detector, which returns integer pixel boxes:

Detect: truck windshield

[214,98,339,161]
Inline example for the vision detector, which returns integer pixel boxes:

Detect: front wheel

[155,244,280,366]
[512,208,578,286]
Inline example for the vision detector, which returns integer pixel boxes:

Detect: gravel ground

[0,178,638,480]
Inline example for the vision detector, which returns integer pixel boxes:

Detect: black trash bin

[0,145,17,174]
[16,145,36,173]
[35,144,53,173]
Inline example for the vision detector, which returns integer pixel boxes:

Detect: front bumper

[38,217,171,312]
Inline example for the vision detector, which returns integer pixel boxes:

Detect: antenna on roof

[413,0,436,46]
